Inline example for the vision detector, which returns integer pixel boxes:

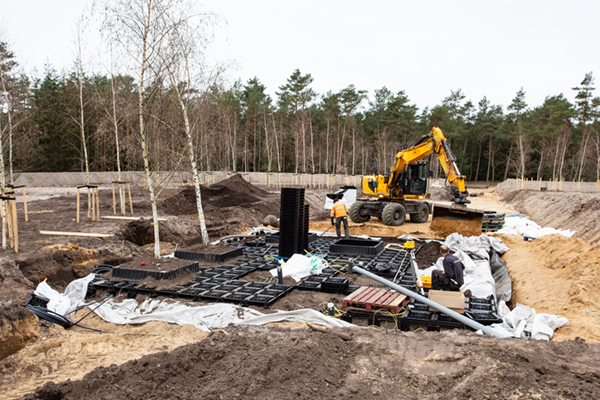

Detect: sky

[2,0,599,112]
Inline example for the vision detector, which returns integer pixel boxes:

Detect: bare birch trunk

[0,61,10,248]
[77,33,91,219]
[110,45,125,213]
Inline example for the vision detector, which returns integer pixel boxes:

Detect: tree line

[1,22,599,186]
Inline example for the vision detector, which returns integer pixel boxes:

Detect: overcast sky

[2,0,599,112]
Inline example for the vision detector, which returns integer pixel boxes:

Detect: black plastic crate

[174,247,243,263]
[321,277,349,293]
[246,294,280,307]
[466,311,503,325]
[296,281,321,291]
[329,239,385,256]
[111,261,200,281]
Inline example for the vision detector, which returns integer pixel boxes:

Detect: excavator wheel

[382,203,406,226]
[409,202,430,223]
[349,201,371,223]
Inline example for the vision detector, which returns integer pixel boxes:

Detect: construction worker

[330,199,349,239]
[432,245,468,294]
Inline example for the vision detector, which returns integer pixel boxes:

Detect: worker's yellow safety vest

[330,202,348,218]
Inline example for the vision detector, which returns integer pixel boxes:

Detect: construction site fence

[501,178,600,193]
[12,171,364,190]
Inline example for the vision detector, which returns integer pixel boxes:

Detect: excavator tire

[382,203,406,226]
[409,202,430,223]
[349,201,371,223]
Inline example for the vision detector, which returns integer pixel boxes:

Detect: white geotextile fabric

[35,274,95,316]
[444,233,511,298]
[269,254,326,282]
[496,215,575,239]
[410,233,506,299]
[444,233,509,260]
[483,302,569,340]
[35,274,354,332]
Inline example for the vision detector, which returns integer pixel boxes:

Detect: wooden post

[11,198,18,253]
[22,187,28,222]
[128,183,133,215]
[95,187,100,221]
[76,187,80,224]
[90,187,95,221]
[5,199,13,248]
[112,182,117,215]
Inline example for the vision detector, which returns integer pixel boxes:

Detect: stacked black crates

[279,188,310,258]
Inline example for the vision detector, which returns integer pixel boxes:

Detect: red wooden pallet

[342,286,407,314]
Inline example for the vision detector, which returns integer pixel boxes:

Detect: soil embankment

[500,189,600,245]
[21,325,600,400]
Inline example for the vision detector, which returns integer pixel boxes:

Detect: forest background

[1,1,599,186]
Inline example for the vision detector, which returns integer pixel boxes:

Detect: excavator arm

[385,127,469,202]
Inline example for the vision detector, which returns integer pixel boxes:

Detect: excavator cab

[403,163,428,196]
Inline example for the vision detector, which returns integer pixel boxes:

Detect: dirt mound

[500,190,600,245]
[22,326,600,400]
[161,174,271,214]
[415,240,441,267]
[159,174,280,239]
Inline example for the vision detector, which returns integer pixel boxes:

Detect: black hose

[27,294,112,332]
[92,264,114,275]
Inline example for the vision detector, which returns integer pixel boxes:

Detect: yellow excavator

[348,127,483,234]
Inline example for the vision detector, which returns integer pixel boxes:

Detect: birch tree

[105,0,188,257]
[165,7,219,245]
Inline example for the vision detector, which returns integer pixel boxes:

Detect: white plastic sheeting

[496,215,575,239]
[407,233,508,299]
[482,302,569,340]
[35,274,354,332]
[269,254,326,282]
[35,274,95,316]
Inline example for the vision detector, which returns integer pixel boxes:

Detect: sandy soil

[2,177,600,399]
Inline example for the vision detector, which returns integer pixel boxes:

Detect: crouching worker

[330,199,349,239]
[432,245,466,293]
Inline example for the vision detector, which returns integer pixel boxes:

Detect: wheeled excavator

[348,127,483,234]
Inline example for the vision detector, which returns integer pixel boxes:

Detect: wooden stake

[76,187,80,224]
[11,199,18,253]
[6,200,13,248]
[102,216,167,221]
[112,182,116,215]
[22,187,28,222]
[95,187,100,221]
[40,230,114,238]
[128,183,133,215]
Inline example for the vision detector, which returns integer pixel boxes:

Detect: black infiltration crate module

[329,239,385,256]
[175,246,243,263]
[111,261,200,280]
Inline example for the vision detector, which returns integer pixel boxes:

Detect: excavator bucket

[430,203,484,237]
